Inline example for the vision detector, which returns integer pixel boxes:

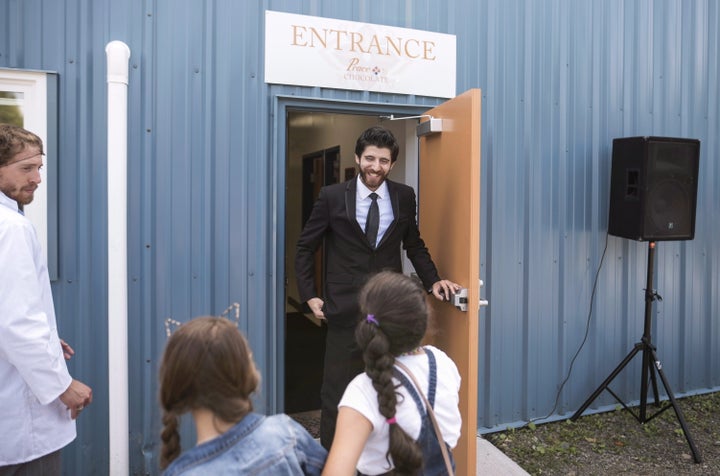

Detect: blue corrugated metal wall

[1,0,718,473]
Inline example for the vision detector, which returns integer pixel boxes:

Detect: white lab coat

[0,191,75,465]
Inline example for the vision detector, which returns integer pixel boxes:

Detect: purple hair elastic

[386,417,397,425]
[366,314,379,325]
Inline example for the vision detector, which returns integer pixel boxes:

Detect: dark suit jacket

[295,178,440,328]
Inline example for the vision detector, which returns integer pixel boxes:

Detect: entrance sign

[265,10,456,98]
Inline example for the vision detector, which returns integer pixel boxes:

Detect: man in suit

[295,125,460,448]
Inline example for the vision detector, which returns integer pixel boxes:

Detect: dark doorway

[284,110,414,436]
[285,146,338,418]
[284,312,327,414]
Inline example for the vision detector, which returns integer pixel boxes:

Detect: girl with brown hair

[322,271,461,475]
[159,316,326,475]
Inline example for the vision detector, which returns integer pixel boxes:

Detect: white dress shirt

[356,177,394,246]
[0,191,75,465]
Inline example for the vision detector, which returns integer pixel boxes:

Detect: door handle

[452,288,468,311]
[451,281,489,311]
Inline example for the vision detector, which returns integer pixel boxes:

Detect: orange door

[419,89,482,476]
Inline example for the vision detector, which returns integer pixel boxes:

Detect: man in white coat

[0,124,92,474]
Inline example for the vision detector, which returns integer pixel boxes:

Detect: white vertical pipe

[106,40,131,476]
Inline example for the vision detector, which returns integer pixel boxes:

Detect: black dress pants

[319,325,365,449]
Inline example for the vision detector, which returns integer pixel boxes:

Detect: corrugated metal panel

[1,0,718,473]
[475,0,720,434]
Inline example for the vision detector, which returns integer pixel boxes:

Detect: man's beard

[3,186,36,206]
[359,169,386,189]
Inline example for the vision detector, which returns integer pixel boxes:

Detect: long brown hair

[0,123,44,166]
[159,316,260,469]
[355,271,429,475]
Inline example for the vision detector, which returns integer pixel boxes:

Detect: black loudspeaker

[608,136,700,241]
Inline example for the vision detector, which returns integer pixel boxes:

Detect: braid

[357,321,424,475]
[356,271,430,475]
[160,410,182,469]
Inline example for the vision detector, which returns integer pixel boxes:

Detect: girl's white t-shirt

[338,345,462,475]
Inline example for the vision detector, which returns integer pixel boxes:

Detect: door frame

[270,95,439,413]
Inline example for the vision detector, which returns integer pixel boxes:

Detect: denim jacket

[163,413,327,475]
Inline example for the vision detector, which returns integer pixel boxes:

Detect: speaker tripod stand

[570,241,702,463]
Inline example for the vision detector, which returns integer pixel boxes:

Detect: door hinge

[479,279,489,307]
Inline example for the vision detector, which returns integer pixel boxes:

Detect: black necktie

[365,192,379,248]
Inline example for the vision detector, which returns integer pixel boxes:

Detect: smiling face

[355,145,395,191]
[0,145,43,206]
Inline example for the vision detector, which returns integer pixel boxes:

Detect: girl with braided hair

[159,316,327,475]
[322,271,461,476]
